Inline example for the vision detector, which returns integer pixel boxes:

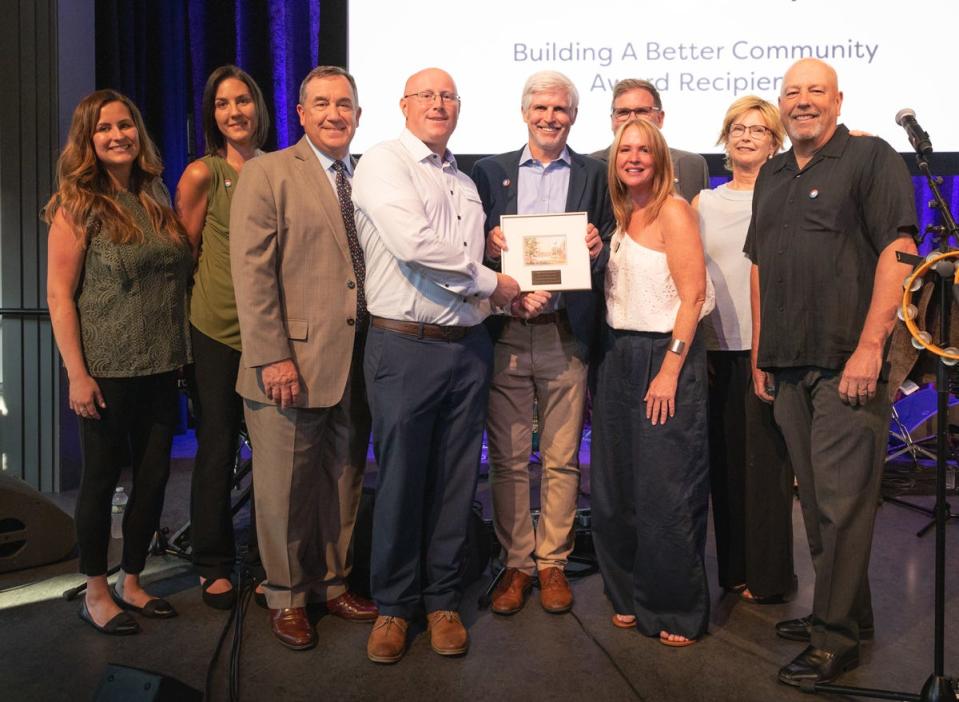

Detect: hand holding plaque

[499,212,592,291]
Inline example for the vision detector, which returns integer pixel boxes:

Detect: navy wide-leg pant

[592,327,711,640]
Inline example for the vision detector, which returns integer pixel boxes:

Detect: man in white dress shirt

[352,67,529,664]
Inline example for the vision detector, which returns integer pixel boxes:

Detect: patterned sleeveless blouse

[77,187,193,377]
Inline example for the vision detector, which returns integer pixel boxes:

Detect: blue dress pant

[364,324,492,618]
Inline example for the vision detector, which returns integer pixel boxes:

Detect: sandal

[612,614,636,629]
[659,631,697,647]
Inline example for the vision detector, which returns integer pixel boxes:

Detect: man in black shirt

[744,58,918,687]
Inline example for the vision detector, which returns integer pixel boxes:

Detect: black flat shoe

[740,589,786,605]
[110,584,178,619]
[778,645,859,687]
[78,598,140,636]
[201,577,236,611]
[776,615,874,642]
[253,581,267,609]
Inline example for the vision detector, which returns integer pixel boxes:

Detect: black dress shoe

[776,615,874,642]
[778,645,860,687]
[78,598,140,636]
[110,584,178,619]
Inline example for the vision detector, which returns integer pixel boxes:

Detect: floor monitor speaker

[0,474,75,573]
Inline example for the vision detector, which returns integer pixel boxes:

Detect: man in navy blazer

[470,70,614,617]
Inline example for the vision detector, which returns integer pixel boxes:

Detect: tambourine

[900,250,959,364]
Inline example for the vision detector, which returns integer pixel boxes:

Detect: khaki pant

[486,318,588,574]
[245,359,370,609]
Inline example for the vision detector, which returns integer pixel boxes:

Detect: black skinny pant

[188,325,246,580]
[75,372,179,576]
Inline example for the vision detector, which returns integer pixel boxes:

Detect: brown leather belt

[509,310,565,326]
[371,316,471,341]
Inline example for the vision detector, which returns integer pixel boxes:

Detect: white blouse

[605,230,715,333]
[697,184,754,351]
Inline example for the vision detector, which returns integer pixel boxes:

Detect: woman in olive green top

[175,65,270,609]
[46,90,192,635]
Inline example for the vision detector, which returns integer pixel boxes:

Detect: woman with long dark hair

[175,65,269,608]
[46,89,192,634]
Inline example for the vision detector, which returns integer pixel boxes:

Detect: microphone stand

[809,153,958,700]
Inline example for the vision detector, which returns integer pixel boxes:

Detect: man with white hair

[471,70,612,617]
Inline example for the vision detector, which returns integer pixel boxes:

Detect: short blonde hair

[608,119,674,229]
[716,95,785,171]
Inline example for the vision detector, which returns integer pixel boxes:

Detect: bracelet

[667,338,686,355]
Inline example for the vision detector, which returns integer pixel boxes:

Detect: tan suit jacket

[230,136,360,408]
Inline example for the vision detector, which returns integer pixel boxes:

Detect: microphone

[895,108,933,156]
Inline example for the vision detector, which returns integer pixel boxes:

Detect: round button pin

[809,189,819,199]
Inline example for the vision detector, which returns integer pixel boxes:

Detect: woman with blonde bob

[692,96,795,605]
[46,89,192,635]
[591,118,714,646]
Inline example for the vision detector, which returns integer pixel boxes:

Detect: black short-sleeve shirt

[744,124,917,371]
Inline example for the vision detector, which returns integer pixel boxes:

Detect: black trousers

[188,325,245,580]
[707,350,795,597]
[75,372,179,576]
[772,367,888,654]
[364,324,492,619]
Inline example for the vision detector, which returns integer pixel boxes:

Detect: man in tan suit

[230,65,376,651]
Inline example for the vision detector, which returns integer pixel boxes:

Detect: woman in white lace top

[591,118,714,646]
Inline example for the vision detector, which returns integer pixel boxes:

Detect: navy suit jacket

[470,147,615,355]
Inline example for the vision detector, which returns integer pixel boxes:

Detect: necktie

[331,160,366,321]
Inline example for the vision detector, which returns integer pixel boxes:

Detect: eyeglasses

[729,124,771,138]
[403,90,461,104]
[612,106,661,120]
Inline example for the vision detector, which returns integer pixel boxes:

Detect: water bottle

[111,486,128,540]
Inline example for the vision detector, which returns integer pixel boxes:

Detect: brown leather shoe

[269,607,315,650]
[326,591,378,621]
[426,610,469,656]
[490,568,534,615]
[367,616,408,664]
[538,566,573,613]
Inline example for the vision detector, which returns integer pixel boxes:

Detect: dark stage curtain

[95,0,321,194]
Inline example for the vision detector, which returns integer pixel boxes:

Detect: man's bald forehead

[782,58,839,93]
[404,68,456,94]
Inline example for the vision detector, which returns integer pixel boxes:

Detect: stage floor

[1,443,957,701]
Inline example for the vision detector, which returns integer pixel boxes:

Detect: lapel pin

[809,188,819,199]
[502,178,511,187]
